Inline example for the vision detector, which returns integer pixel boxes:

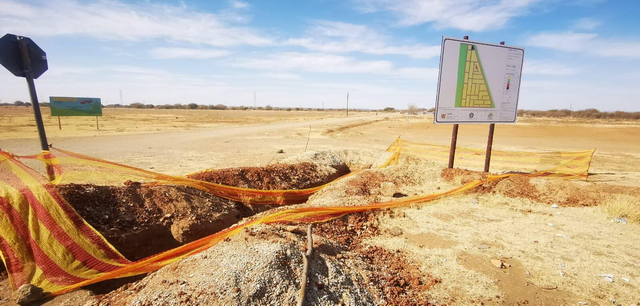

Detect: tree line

[2,100,639,119]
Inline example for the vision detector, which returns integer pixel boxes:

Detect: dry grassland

[0,106,638,305]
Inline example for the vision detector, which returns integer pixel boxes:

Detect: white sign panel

[434,37,524,124]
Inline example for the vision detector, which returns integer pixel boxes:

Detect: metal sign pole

[18,38,49,152]
[483,41,505,173]
[447,35,469,169]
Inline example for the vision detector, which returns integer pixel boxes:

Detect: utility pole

[346,93,349,117]
[254,91,256,108]
[119,89,123,105]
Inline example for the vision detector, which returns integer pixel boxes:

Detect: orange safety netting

[385,137,595,179]
[28,147,353,206]
[0,139,595,297]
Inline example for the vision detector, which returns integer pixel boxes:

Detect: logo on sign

[468,112,475,119]
[441,113,446,119]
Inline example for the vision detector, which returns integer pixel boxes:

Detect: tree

[407,103,418,115]
[187,103,199,109]
[14,100,25,106]
[383,107,395,112]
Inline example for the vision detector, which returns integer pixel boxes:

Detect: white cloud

[570,17,601,30]
[231,0,249,9]
[0,0,272,47]
[151,48,230,59]
[523,60,578,75]
[526,31,639,58]
[233,52,435,79]
[355,0,539,31]
[234,52,394,74]
[287,21,440,59]
[395,67,439,79]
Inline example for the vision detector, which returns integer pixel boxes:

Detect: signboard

[50,97,102,116]
[435,37,524,124]
[0,33,48,79]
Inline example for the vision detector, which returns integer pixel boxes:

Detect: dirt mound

[439,170,640,207]
[323,118,388,136]
[94,225,376,306]
[307,159,448,208]
[317,212,441,305]
[492,176,639,207]
[441,168,487,184]
[187,161,349,190]
[96,211,440,306]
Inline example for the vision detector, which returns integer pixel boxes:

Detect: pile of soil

[94,225,376,306]
[307,159,448,208]
[94,211,440,306]
[322,118,388,136]
[316,212,441,305]
[440,169,640,207]
[187,161,350,190]
[441,168,487,184]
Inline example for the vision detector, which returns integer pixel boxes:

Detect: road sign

[50,97,103,116]
[435,37,524,124]
[0,33,48,79]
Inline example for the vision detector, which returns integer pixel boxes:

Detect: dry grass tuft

[599,194,640,223]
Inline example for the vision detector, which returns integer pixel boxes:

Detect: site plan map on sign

[435,37,524,124]
[456,44,494,108]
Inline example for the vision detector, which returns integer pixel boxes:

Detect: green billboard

[50,97,102,116]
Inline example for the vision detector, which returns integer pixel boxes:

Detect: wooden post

[483,41,504,173]
[58,116,61,130]
[448,124,459,168]
[484,123,494,172]
[96,116,99,130]
[448,35,469,169]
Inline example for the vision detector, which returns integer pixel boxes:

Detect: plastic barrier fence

[386,137,595,179]
[29,147,355,206]
[0,141,594,296]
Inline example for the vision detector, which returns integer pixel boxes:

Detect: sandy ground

[0,107,639,305]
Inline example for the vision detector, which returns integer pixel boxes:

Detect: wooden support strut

[483,41,504,173]
[448,35,469,169]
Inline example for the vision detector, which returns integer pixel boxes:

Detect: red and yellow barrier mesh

[386,137,595,179]
[0,139,595,296]
[29,147,351,205]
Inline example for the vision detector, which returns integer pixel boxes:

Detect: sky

[0,0,639,111]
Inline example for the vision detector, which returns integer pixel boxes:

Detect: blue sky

[0,0,639,111]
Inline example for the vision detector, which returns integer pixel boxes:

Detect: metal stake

[18,38,49,152]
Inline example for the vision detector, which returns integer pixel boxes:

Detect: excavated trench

[58,160,350,261]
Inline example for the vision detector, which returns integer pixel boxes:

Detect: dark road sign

[0,33,48,79]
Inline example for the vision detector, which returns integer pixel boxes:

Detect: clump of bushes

[518,109,639,120]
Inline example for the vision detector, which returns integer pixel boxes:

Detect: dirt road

[1,111,388,174]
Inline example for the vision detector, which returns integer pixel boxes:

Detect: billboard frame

[434,36,525,124]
